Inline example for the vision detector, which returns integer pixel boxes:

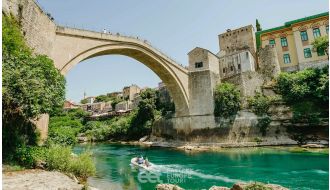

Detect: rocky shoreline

[114,137,329,153]
[2,169,84,190]
[156,182,289,190]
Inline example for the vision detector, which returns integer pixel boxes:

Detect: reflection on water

[74,143,329,190]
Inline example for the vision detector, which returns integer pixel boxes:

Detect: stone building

[188,47,220,116]
[123,84,141,101]
[84,96,95,104]
[80,102,112,113]
[218,25,257,56]
[218,50,256,79]
[115,101,132,112]
[217,25,258,80]
[256,12,329,72]
[63,100,78,110]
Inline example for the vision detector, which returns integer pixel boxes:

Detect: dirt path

[2,169,83,190]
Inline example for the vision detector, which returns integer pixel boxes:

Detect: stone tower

[188,47,220,116]
[258,45,281,82]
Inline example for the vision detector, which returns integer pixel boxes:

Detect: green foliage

[3,15,66,119]
[256,19,262,31]
[276,67,328,104]
[80,99,88,104]
[244,182,272,190]
[256,116,271,136]
[291,101,321,125]
[2,111,40,160]
[111,97,122,109]
[253,137,262,144]
[312,36,329,57]
[276,67,329,124]
[13,146,45,168]
[47,109,87,146]
[214,83,241,118]
[70,152,96,179]
[247,93,271,116]
[14,145,96,179]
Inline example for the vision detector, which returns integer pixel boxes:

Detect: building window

[283,54,291,64]
[326,25,329,34]
[245,52,249,59]
[230,66,233,71]
[280,37,288,47]
[195,62,203,68]
[300,31,308,41]
[317,47,325,56]
[238,64,241,70]
[223,68,226,73]
[313,28,321,38]
[269,39,275,45]
[304,48,312,58]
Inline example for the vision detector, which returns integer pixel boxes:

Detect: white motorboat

[130,157,153,171]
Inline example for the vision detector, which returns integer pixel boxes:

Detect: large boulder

[231,182,288,190]
[156,184,184,190]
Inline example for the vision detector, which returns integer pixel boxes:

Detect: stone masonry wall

[3,0,56,56]
[258,45,281,82]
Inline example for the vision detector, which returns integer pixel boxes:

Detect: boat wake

[147,164,242,183]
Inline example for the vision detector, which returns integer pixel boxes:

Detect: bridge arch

[52,27,189,116]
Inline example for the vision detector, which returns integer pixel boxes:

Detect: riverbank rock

[139,135,149,142]
[3,169,83,190]
[156,184,184,190]
[231,182,289,190]
[301,143,327,148]
[209,186,230,190]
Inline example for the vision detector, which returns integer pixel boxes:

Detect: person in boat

[144,157,150,167]
[137,155,144,165]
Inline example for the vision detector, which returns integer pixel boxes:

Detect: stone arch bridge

[52,27,189,117]
[3,0,219,139]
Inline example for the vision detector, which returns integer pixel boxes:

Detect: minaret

[83,91,86,99]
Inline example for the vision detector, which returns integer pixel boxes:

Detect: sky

[37,0,328,102]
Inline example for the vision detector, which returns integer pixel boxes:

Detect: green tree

[256,19,262,31]
[312,36,329,58]
[3,15,66,119]
[214,83,241,118]
[94,94,111,103]
[80,99,88,104]
[2,15,66,159]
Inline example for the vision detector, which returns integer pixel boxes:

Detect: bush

[70,152,96,179]
[244,182,272,190]
[256,116,271,136]
[291,101,322,125]
[46,145,72,171]
[276,67,328,105]
[46,145,95,178]
[214,83,241,118]
[247,93,271,116]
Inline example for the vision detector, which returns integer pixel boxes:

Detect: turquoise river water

[74,143,329,190]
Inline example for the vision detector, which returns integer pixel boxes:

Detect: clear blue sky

[37,0,328,102]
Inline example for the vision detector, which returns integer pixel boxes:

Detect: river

[74,143,328,190]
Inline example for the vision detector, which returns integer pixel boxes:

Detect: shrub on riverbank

[275,67,329,124]
[247,93,271,116]
[14,145,95,179]
[214,83,241,118]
